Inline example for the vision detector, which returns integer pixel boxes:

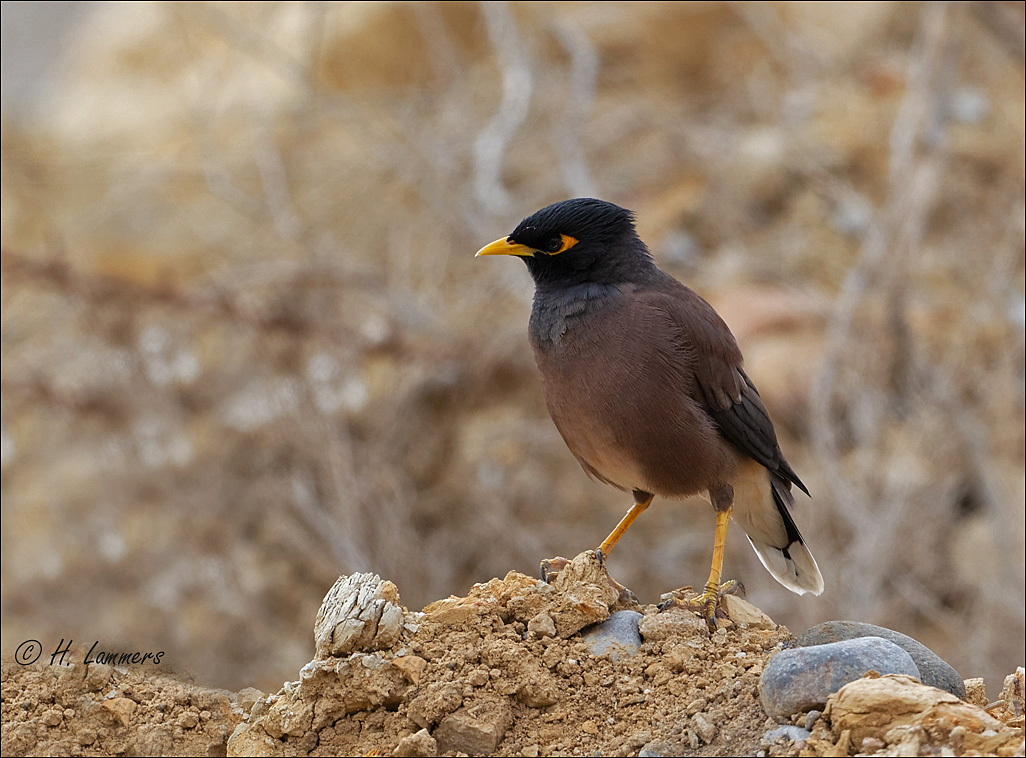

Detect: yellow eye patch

[550,234,579,254]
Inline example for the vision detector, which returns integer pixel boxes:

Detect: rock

[993,667,1025,728]
[582,610,643,661]
[393,655,428,685]
[392,728,437,757]
[638,609,706,641]
[176,711,199,729]
[433,698,512,756]
[691,712,718,744]
[964,677,988,707]
[84,663,112,691]
[516,674,559,708]
[760,636,920,720]
[422,595,502,627]
[546,551,619,637]
[828,673,1021,753]
[796,620,966,699]
[314,573,406,657]
[227,721,280,757]
[721,595,775,629]
[101,697,137,727]
[407,682,462,728]
[763,725,811,744]
[237,687,266,712]
[527,612,556,639]
[1002,667,1024,714]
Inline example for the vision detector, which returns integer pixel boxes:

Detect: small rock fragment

[85,663,112,691]
[763,725,811,744]
[102,697,137,727]
[861,735,886,752]
[41,709,63,727]
[582,610,643,661]
[433,698,512,756]
[393,655,428,685]
[392,728,438,757]
[999,667,1024,724]
[315,573,406,657]
[638,608,706,641]
[467,669,489,687]
[177,711,199,729]
[422,595,501,626]
[527,612,556,639]
[408,682,462,728]
[692,712,718,744]
[796,620,965,699]
[722,595,775,629]
[237,687,266,712]
[546,551,619,637]
[630,730,652,748]
[517,676,559,708]
[964,677,988,707]
[760,636,920,720]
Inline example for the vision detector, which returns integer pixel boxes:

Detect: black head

[476,198,656,290]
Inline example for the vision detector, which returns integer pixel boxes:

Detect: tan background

[2,0,1023,696]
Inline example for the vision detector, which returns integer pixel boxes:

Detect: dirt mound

[228,552,789,757]
[1,653,241,757]
[3,556,1022,757]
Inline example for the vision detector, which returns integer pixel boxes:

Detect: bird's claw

[539,556,570,584]
[658,580,744,632]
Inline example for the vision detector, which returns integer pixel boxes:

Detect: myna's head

[476,198,655,289]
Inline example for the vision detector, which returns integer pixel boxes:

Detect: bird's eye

[544,235,564,253]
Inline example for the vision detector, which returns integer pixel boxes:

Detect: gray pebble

[763,725,812,743]
[581,610,643,662]
[760,636,920,720]
[796,620,966,699]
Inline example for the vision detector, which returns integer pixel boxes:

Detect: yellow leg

[598,493,654,558]
[704,508,731,594]
[658,505,742,632]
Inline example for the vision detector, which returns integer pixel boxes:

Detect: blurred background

[2,1,1023,696]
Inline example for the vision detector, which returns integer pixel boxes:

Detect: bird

[475,198,823,628]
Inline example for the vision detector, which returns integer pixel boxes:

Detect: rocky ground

[3,554,1023,757]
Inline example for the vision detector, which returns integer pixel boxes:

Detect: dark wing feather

[710,369,809,496]
[643,282,809,496]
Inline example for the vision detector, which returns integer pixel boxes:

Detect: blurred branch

[970,0,1026,61]
[253,117,304,244]
[727,0,819,75]
[809,2,959,601]
[811,0,955,487]
[411,2,461,83]
[473,0,534,214]
[0,250,371,342]
[552,21,598,197]
[187,2,313,93]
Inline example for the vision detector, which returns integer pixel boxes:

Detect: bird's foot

[657,580,745,633]
[540,551,638,607]
[539,556,570,584]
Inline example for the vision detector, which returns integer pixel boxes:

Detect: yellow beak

[475,237,537,258]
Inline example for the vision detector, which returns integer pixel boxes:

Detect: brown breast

[531,292,740,497]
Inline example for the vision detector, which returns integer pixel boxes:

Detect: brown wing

[642,282,809,496]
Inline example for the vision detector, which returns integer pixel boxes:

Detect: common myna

[476,198,823,628]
